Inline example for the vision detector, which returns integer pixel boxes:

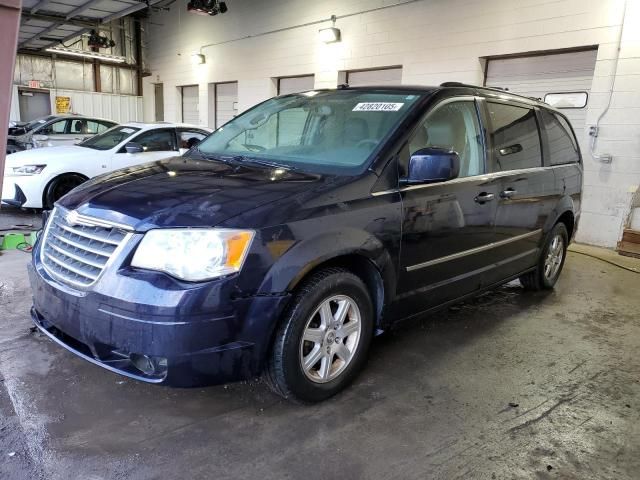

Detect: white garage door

[215,82,238,128]
[347,67,402,86]
[485,49,598,146]
[181,85,199,125]
[278,75,315,95]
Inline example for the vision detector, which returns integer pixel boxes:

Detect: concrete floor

[1,238,639,479]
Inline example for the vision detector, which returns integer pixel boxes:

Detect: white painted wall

[144,0,640,248]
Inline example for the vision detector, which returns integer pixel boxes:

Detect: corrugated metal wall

[49,89,143,123]
[9,89,143,123]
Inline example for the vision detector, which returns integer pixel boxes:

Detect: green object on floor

[29,231,38,246]
[0,233,27,250]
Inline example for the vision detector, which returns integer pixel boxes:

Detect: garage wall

[49,89,143,124]
[144,0,640,248]
[9,88,144,124]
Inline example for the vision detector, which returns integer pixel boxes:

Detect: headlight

[131,228,255,281]
[12,164,46,175]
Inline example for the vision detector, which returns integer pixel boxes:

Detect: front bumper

[28,247,290,387]
[2,175,43,208]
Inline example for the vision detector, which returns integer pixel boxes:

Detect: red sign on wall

[28,80,40,88]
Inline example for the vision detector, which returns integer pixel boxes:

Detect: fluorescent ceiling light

[319,27,341,44]
[45,47,126,63]
[191,53,206,65]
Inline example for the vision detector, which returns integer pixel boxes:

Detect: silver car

[7,115,118,154]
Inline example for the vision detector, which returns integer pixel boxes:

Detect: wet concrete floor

[1,245,639,479]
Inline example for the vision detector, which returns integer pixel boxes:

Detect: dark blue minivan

[29,84,582,402]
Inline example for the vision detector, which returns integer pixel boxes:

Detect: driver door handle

[474,192,495,204]
[500,188,517,199]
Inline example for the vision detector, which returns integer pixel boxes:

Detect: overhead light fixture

[187,0,227,16]
[191,53,206,65]
[45,47,126,63]
[319,15,341,43]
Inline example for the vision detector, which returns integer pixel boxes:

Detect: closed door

[396,98,500,316]
[18,90,51,121]
[346,67,402,86]
[485,49,597,153]
[214,82,238,128]
[33,119,69,148]
[278,75,314,95]
[154,83,164,121]
[482,100,552,284]
[181,85,199,124]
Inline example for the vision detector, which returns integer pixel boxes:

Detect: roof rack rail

[439,82,547,104]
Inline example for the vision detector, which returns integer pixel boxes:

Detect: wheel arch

[42,171,89,208]
[258,229,397,328]
[544,195,577,241]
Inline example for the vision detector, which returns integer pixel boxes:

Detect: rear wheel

[520,223,568,291]
[44,174,86,209]
[264,268,374,403]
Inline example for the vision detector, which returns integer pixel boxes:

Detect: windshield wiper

[195,148,238,165]
[196,149,295,170]
[231,155,296,170]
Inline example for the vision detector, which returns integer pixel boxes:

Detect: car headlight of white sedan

[131,228,255,281]
[12,164,46,175]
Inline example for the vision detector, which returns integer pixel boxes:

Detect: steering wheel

[242,143,266,152]
[356,139,378,149]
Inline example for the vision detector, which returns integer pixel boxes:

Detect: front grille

[41,207,129,288]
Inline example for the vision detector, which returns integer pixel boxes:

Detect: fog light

[130,353,167,375]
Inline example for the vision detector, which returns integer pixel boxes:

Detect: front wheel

[44,174,86,209]
[520,223,569,291]
[264,268,374,403]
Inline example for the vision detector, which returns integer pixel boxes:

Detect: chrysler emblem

[65,210,81,226]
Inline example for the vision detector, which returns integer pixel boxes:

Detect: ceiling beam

[30,0,52,14]
[65,0,103,20]
[22,11,97,28]
[39,27,91,50]
[101,2,154,23]
[20,22,63,48]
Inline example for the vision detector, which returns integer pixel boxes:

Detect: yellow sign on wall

[55,96,71,114]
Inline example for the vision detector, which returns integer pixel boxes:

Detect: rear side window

[86,120,112,134]
[487,102,542,172]
[178,129,207,149]
[541,109,579,165]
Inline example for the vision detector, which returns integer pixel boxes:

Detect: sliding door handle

[474,192,495,204]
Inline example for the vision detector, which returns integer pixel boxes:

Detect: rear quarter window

[541,109,580,165]
[487,102,542,172]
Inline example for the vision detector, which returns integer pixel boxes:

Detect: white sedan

[2,122,212,209]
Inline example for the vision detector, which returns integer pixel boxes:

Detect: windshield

[79,125,141,151]
[196,90,422,174]
[24,116,57,132]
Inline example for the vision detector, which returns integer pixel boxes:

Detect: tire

[43,174,87,209]
[264,267,374,403]
[520,222,569,291]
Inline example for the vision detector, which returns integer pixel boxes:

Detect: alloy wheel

[544,234,565,281]
[299,295,362,383]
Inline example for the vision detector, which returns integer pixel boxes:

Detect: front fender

[257,227,397,304]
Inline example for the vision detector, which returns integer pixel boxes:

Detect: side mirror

[405,147,460,184]
[124,142,144,154]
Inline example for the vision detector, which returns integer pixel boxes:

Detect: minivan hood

[59,155,328,231]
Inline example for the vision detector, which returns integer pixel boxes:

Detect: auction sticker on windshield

[352,102,404,112]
